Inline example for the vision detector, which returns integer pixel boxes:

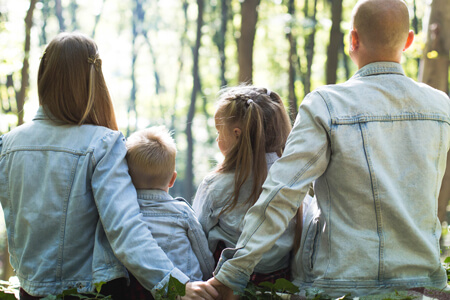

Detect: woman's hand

[181,281,219,300]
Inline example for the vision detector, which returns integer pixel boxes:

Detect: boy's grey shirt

[137,189,215,281]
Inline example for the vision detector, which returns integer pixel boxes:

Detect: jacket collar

[352,62,405,79]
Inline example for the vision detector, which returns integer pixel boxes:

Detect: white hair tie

[266,89,271,96]
[247,99,254,105]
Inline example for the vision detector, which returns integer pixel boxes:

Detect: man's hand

[207,277,239,300]
[181,281,219,300]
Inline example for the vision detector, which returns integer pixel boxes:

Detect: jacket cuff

[151,268,190,297]
[213,247,250,293]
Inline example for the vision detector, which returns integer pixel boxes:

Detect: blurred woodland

[0,0,450,279]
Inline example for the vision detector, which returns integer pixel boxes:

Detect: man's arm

[213,91,332,292]
[438,151,450,224]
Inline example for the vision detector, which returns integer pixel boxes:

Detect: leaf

[272,278,300,294]
[167,276,186,298]
[61,288,79,296]
[94,281,107,294]
[444,256,450,264]
[0,291,17,300]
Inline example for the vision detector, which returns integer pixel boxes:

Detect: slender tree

[16,0,38,126]
[55,0,66,32]
[238,0,260,83]
[326,0,343,84]
[185,0,204,201]
[92,0,105,38]
[218,0,229,87]
[286,0,299,122]
[303,0,318,95]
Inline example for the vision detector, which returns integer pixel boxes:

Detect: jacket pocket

[301,200,321,277]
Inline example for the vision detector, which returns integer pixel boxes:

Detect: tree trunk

[185,0,204,201]
[70,0,78,31]
[127,0,141,137]
[171,0,189,133]
[55,0,66,32]
[92,0,105,38]
[418,0,450,93]
[16,0,37,126]
[326,0,343,85]
[218,0,229,87]
[286,0,298,122]
[39,0,50,46]
[304,0,318,96]
[418,0,450,224]
[238,0,260,83]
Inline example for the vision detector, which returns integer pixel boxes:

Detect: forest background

[0,0,449,281]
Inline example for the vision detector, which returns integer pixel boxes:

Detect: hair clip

[266,89,271,96]
[88,55,101,72]
[247,99,254,105]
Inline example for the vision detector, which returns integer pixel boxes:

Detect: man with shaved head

[204,0,450,298]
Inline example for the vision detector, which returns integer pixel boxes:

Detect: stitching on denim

[56,154,80,280]
[359,122,385,281]
[332,113,450,125]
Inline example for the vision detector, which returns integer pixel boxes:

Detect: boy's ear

[233,128,241,139]
[168,171,177,188]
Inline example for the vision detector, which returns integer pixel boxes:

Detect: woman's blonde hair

[215,85,292,214]
[38,32,118,130]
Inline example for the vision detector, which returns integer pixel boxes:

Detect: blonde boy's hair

[126,126,177,189]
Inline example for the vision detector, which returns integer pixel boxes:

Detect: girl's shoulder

[202,170,235,186]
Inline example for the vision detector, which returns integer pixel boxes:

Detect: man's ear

[233,128,241,140]
[168,171,177,188]
[350,29,359,51]
[403,30,414,51]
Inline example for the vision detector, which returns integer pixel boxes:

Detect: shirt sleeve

[186,207,216,280]
[91,131,189,296]
[214,91,332,292]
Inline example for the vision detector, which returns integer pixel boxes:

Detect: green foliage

[154,275,186,300]
[239,278,299,299]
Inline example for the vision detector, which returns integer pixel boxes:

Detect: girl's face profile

[215,116,237,156]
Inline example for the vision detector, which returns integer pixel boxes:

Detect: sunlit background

[0,0,448,282]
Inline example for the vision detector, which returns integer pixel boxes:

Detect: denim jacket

[0,107,189,297]
[214,62,450,297]
[193,153,296,274]
[137,189,214,281]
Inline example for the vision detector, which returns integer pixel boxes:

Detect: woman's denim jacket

[0,107,189,297]
[214,62,450,297]
[193,153,296,274]
[137,189,214,281]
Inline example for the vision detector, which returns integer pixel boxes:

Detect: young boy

[126,126,214,282]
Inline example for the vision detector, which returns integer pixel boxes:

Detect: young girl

[0,32,216,300]
[192,85,296,284]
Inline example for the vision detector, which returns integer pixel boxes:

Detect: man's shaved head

[352,0,410,53]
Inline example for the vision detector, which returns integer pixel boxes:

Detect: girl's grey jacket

[193,152,297,274]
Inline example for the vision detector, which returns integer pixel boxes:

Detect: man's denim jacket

[0,107,189,297]
[137,189,214,281]
[193,153,296,274]
[214,62,450,297]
